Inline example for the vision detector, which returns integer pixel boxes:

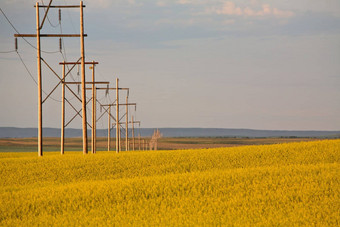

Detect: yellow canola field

[0,140,339,226]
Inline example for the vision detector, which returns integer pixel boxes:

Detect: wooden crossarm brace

[42,58,81,104]
[65,98,92,128]
[41,58,82,103]
[96,100,117,122]
[39,0,53,29]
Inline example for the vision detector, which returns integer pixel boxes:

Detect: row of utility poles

[14,1,146,156]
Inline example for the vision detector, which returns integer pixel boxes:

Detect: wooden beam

[36,2,43,157]
[39,0,52,29]
[91,62,96,154]
[80,0,88,155]
[61,63,65,155]
[35,5,86,8]
[15,34,87,37]
[116,78,119,153]
[64,82,109,85]
[102,103,136,107]
[59,61,98,65]
[95,88,128,90]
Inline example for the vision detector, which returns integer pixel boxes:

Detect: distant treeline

[0,127,339,138]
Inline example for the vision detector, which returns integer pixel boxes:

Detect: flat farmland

[0,137,324,152]
[0,139,339,226]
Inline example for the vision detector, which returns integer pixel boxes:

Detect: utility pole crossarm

[94,88,129,90]
[115,121,140,125]
[35,5,86,8]
[129,121,141,124]
[101,103,136,107]
[64,82,109,85]
[59,62,98,65]
[15,34,87,37]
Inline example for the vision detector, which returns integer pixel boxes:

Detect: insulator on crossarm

[105,85,109,97]
[15,38,18,51]
[59,38,62,52]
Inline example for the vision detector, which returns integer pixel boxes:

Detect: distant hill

[0,127,339,138]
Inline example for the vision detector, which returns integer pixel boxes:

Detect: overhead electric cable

[0,7,59,54]
[41,0,60,28]
[16,51,62,103]
[0,50,16,54]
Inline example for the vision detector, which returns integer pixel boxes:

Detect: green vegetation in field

[0,140,339,226]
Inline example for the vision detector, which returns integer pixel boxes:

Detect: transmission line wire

[0,50,16,54]
[41,0,60,28]
[0,7,59,54]
[16,51,62,103]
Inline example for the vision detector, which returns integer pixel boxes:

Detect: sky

[0,0,340,130]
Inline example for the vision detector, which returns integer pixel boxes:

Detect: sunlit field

[0,140,339,226]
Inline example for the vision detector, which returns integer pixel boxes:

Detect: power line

[63,0,77,33]
[16,51,62,103]
[0,7,59,54]
[16,51,38,86]
[0,50,16,54]
[59,20,76,82]
[41,0,60,28]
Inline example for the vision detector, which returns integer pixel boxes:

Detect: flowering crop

[0,140,339,226]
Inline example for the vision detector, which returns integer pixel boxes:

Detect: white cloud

[207,1,294,18]
[156,1,167,7]
[223,19,235,25]
[216,2,243,16]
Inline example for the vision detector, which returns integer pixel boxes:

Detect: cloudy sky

[0,0,340,130]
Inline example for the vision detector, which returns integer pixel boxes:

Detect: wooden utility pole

[93,85,97,153]
[16,2,88,156]
[61,62,65,155]
[91,62,96,154]
[97,84,129,153]
[60,61,101,154]
[80,1,88,154]
[36,2,43,156]
[132,116,135,151]
[125,95,129,151]
[102,102,136,152]
[129,116,140,151]
[108,106,111,151]
[116,78,119,153]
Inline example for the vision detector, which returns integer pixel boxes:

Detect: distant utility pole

[60,61,106,155]
[116,78,119,153]
[90,62,97,154]
[102,101,136,151]
[138,133,141,151]
[150,129,162,150]
[14,1,88,156]
[130,116,140,151]
[100,79,131,153]
[87,86,117,152]
[126,96,129,151]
